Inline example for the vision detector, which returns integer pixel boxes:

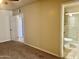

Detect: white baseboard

[0,40,11,43]
[12,40,61,58]
[23,42,60,57]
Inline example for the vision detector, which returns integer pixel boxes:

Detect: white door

[0,10,11,42]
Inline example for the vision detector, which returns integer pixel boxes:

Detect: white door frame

[61,1,79,57]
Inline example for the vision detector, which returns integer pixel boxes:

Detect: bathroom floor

[0,41,60,59]
[65,46,79,59]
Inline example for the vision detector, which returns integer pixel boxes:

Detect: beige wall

[21,1,41,47]
[21,0,62,56]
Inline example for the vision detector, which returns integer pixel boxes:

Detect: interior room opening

[62,2,79,59]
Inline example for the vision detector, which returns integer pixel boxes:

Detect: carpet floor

[0,41,61,59]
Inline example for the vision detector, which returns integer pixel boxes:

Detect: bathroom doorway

[61,1,79,59]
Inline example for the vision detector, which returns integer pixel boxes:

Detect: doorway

[16,13,24,42]
[10,13,24,42]
[61,1,79,59]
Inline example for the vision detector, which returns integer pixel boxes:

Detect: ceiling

[0,0,38,10]
[0,0,78,10]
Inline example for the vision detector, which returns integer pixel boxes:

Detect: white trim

[60,4,64,57]
[24,43,60,57]
[14,40,60,57]
[0,40,10,43]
